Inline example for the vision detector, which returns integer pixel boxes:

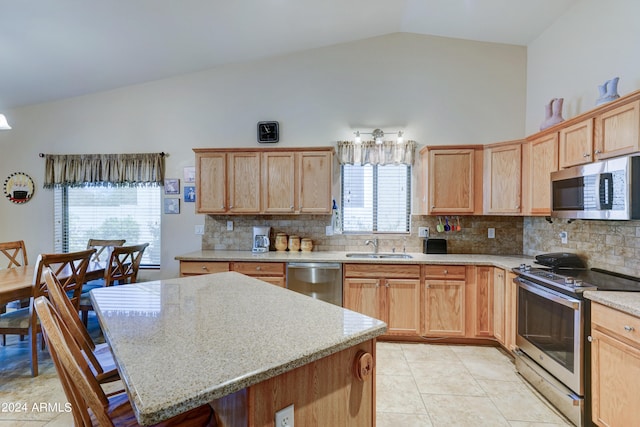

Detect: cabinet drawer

[180,261,230,276]
[232,262,285,276]
[423,265,466,280]
[592,303,640,347]
[344,263,420,279]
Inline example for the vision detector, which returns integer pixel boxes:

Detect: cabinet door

[343,278,382,321]
[527,133,558,215]
[196,152,227,213]
[591,329,640,426]
[262,152,295,214]
[504,272,518,351]
[424,279,465,337]
[594,99,640,160]
[228,152,261,213]
[484,143,522,214]
[297,151,332,214]
[386,278,421,337]
[493,268,505,344]
[559,118,593,168]
[429,149,475,214]
[474,267,493,338]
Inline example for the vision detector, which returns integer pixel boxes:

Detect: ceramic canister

[300,238,313,252]
[288,235,301,252]
[275,233,288,251]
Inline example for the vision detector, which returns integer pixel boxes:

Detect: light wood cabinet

[484,141,524,214]
[232,261,286,287]
[590,302,640,427]
[559,118,594,168]
[195,152,227,213]
[594,99,640,160]
[419,145,483,214]
[423,265,466,337]
[228,152,261,213]
[524,132,559,215]
[194,147,333,215]
[504,272,518,351]
[472,266,493,339]
[344,264,421,338]
[492,268,505,345]
[179,261,230,277]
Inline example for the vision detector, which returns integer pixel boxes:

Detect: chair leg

[1,334,5,346]
[81,309,88,327]
[30,330,38,377]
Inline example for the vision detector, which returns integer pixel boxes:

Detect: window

[341,164,411,233]
[54,185,162,267]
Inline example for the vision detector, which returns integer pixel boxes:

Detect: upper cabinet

[559,118,594,168]
[419,145,483,215]
[194,147,333,215]
[594,99,640,160]
[483,140,524,215]
[524,132,559,215]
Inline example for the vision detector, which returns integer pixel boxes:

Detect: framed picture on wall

[184,186,196,202]
[164,198,180,214]
[183,167,195,183]
[164,178,180,195]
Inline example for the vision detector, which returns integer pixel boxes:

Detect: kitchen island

[91,271,386,426]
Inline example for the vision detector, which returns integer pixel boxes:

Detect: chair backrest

[0,240,28,268]
[34,296,115,427]
[43,268,107,376]
[86,239,126,263]
[105,243,149,286]
[32,249,96,307]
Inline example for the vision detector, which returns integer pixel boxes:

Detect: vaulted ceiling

[0,0,578,109]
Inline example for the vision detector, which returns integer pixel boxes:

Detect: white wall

[0,32,526,279]
[526,0,640,134]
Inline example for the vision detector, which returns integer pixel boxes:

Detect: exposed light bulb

[354,131,361,143]
[396,131,404,144]
[0,114,11,130]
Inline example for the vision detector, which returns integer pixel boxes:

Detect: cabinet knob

[624,325,635,332]
[202,266,208,271]
[229,205,233,208]
[256,266,261,271]
[431,205,435,209]
[595,150,601,154]
[587,335,593,342]
[443,269,448,275]
[290,206,294,210]
[583,153,591,158]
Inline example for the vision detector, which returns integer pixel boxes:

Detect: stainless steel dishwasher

[286,262,343,306]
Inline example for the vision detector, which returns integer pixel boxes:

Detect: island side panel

[211,339,376,426]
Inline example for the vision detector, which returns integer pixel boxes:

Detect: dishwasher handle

[287,262,342,269]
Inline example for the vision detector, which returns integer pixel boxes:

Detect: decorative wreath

[4,172,35,204]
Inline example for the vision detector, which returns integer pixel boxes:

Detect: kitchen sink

[345,253,413,259]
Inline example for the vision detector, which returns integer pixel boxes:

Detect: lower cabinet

[179,260,285,287]
[343,264,421,338]
[590,302,640,426]
[504,271,518,351]
[423,265,467,337]
[492,267,505,344]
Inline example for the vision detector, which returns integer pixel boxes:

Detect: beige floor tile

[376,352,413,376]
[461,358,521,382]
[509,422,573,427]
[410,359,486,396]
[377,412,433,426]
[477,379,571,425]
[401,342,458,362]
[421,394,511,427]
[376,374,427,414]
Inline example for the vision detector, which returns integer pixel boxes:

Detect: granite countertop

[91,271,386,425]
[175,249,534,271]
[584,291,640,318]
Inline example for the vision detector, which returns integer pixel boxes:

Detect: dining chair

[0,240,29,344]
[43,268,120,385]
[0,239,28,268]
[0,248,95,376]
[86,239,126,263]
[34,296,217,427]
[79,243,149,326]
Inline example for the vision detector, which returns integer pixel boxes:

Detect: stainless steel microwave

[551,154,640,220]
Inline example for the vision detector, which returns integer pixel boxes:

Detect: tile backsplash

[203,215,524,255]
[523,217,640,276]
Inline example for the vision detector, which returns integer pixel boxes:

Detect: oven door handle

[515,277,582,310]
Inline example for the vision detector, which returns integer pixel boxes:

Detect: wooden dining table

[0,262,106,307]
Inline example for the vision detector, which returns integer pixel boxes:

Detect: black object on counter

[424,238,447,254]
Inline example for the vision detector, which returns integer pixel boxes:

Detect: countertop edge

[584,291,640,318]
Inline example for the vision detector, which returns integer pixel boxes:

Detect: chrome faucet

[365,238,379,254]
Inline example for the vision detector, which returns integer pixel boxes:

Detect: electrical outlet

[226,220,233,231]
[194,225,204,235]
[488,228,495,239]
[560,231,568,244]
[326,225,334,236]
[418,227,429,238]
[275,404,294,427]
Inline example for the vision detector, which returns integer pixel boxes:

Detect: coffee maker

[252,226,271,253]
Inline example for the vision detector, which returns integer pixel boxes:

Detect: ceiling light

[0,114,11,130]
[352,128,406,144]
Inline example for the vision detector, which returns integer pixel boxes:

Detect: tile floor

[0,319,572,426]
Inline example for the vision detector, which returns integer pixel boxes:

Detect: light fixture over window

[353,128,404,144]
[0,114,11,130]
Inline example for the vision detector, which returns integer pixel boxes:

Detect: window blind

[341,164,411,233]
[54,185,161,267]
